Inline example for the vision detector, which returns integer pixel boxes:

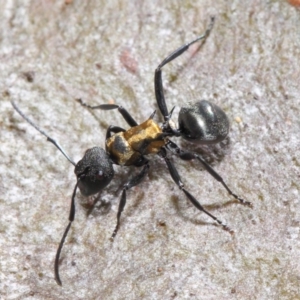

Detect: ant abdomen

[178,100,230,144]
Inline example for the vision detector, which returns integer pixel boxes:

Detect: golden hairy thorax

[106,118,166,166]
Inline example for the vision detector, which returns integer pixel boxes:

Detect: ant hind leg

[159,147,233,233]
[165,140,252,207]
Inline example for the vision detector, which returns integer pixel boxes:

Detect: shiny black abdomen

[178,100,230,144]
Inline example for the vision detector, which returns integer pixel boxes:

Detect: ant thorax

[106,118,165,166]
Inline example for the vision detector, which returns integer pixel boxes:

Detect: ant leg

[105,125,125,139]
[54,179,80,286]
[160,148,232,232]
[111,162,150,240]
[166,140,252,206]
[154,17,215,121]
[76,98,138,127]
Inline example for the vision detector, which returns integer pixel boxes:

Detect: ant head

[178,100,230,144]
[75,147,114,196]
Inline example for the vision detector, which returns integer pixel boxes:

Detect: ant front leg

[154,17,215,121]
[77,99,138,127]
[105,125,125,139]
[166,140,252,207]
[54,179,80,286]
[111,162,150,240]
[160,148,232,233]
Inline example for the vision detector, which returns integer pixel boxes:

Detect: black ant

[11,17,251,286]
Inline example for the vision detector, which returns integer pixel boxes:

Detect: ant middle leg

[154,17,215,120]
[77,98,138,127]
[165,140,252,207]
[111,162,150,240]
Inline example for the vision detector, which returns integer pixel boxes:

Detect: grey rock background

[1,1,300,299]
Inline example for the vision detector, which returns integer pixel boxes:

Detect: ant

[11,17,251,286]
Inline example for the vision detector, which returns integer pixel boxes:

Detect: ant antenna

[11,100,81,285]
[11,101,76,166]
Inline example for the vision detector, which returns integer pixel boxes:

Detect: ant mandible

[11,17,251,286]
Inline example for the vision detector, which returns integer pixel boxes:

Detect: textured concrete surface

[1,1,300,299]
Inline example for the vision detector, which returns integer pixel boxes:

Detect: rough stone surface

[1,1,300,299]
